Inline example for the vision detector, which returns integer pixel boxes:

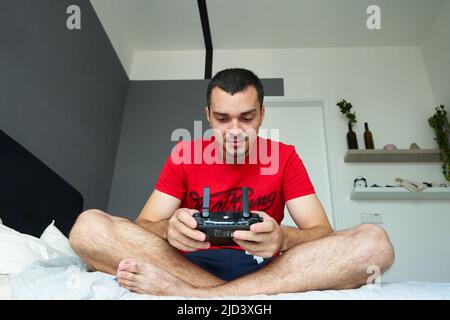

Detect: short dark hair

[207,68,264,107]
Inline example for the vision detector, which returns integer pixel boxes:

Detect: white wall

[131,50,205,80]
[421,0,450,107]
[90,0,136,75]
[129,46,450,282]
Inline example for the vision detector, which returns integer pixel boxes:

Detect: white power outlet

[360,212,383,224]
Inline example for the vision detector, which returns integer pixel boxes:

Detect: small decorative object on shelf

[353,176,367,188]
[347,124,358,150]
[337,99,358,149]
[370,184,397,187]
[383,144,397,150]
[410,143,421,150]
[432,181,448,187]
[395,177,427,192]
[428,105,450,181]
[364,122,375,149]
[424,181,448,187]
[351,178,450,200]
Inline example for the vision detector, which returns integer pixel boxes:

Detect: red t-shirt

[155,137,315,251]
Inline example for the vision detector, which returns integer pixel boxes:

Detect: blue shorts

[184,249,273,281]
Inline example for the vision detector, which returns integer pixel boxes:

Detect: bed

[0,128,83,300]
[1,128,450,300]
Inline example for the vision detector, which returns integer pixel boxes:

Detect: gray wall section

[108,79,284,219]
[0,0,129,210]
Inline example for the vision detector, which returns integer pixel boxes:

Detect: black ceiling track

[197,0,213,79]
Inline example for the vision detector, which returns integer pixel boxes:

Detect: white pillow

[40,221,78,258]
[0,224,61,275]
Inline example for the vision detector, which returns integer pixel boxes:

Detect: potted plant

[337,99,358,149]
[428,105,450,181]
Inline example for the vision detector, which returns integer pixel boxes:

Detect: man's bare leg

[115,223,394,297]
[69,209,225,287]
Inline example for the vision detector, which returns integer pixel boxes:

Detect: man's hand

[167,208,210,251]
[232,211,283,258]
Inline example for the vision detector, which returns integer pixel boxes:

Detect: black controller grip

[193,211,263,246]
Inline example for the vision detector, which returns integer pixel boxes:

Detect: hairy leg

[69,209,225,287]
[117,224,394,297]
[196,224,395,296]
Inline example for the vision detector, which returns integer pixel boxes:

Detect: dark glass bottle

[346,123,358,149]
[364,122,375,149]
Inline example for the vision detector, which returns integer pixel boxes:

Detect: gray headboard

[0,129,83,237]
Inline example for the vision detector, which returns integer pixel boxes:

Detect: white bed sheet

[10,257,450,300]
[0,275,13,300]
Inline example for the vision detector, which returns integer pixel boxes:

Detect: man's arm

[281,194,334,251]
[232,193,333,257]
[135,190,210,251]
[137,219,170,239]
[135,190,181,239]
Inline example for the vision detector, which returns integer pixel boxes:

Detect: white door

[259,101,335,228]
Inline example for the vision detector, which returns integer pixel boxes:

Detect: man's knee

[69,209,112,251]
[353,224,395,271]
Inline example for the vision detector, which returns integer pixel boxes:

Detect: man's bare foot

[116,258,193,296]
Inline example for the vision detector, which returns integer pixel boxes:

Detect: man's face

[205,86,265,161]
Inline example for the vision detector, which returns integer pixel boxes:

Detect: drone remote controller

[193,187,263,246]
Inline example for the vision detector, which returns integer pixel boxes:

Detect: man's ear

[204,106,211,126]
[259,105,265,126]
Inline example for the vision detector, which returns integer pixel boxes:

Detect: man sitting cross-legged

[69,68,394,297]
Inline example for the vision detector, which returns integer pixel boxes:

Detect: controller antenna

[202,186,210,218]
[242,187,249,218]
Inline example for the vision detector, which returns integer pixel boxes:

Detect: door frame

[263,97,342,230]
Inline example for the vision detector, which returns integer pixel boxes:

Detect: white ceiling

[208,0,447,49]
[91,0,204,51]
[90,0,447,71]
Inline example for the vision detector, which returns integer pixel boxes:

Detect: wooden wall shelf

[344,149,441,163]
[350,187,450,200]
